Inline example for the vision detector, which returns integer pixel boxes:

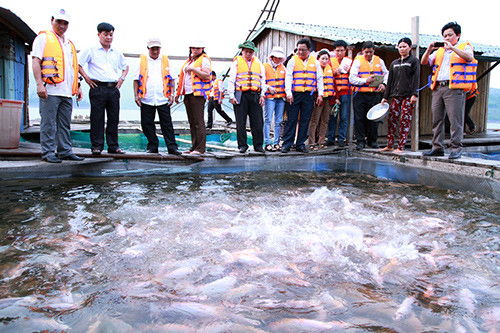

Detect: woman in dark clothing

[380,37,420,154]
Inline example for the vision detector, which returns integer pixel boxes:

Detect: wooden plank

[411,16,420,152]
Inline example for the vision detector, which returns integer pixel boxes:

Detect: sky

[2,0,499,88]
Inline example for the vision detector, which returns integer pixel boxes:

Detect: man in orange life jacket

[282,38,324,153]
[326,40,352,148]
[349,41,389,150]
[133,38,181,155]
[206,71,233,129]
[228,41,266,154]
[32,9,84,163]
[421,22,475,160]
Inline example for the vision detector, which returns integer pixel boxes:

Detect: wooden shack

[250,21,500,138]
[0,7,36,131]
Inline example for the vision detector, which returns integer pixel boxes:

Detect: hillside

[488,88,500,121]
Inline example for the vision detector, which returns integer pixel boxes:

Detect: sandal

[108,148,125,154]
[274,144,281,151]
[265,144,274,152]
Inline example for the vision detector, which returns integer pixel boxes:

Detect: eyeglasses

[297,48,309,53]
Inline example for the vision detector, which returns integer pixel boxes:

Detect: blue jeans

[264,98,285,145]
[282,92,314,150]
[327,93,350,143]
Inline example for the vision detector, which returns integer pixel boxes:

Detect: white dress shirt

[227,56,266,99]
[349,56,389,86]
[134,54,177,106]
[32,30,76,97]
[78,44,128,82]
[284,55,324,97]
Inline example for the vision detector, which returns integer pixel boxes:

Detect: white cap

[147,38,162,48]
[269,46,285,59]
[52,9,70,22]
[189,40,205,48]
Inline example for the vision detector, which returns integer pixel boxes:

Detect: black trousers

[233,91,263,150]
[207,97,232,127]
[140,102,178,153]
[353,92,381,144]
[89,85,120,151]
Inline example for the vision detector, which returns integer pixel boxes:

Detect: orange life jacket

[466,82,478,99]
[210,78,224,101]
[292,55,317,93]
[39,30,79,95]
[352,55,383,93]
[322,64,335,97]
[331,56,351,94]
[137,54,173,98]
[235,56,263,92]
[176,54,212,97]
[264,63,286,98]
[430,42,477,90]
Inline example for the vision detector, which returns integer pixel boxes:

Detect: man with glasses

[282,38,324,153]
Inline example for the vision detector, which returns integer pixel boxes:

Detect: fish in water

[269,318,348,332]
[393,296,415,320]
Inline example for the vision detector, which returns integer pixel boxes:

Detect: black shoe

[254,146,265,153]
[281,146,290,153]
[368,142,379,149]
[146,149,159,154]
[239,147,248,154]
[423,149,444,157]
[60,153,84,161]
[91,149,102,155]
[449,150,462,159]
[206,126,212,129]
[296,146,308,153]
[356,142,365,150]
[108,148,126,154]
[338,141,346,147]
[42,155,62,163]
[169,150,182,155]
[324,140,336,146]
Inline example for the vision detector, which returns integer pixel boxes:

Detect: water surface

[0,172,498,332]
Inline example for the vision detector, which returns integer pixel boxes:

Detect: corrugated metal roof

[251,21,500,60]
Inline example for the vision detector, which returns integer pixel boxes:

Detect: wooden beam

[411,16,420,152]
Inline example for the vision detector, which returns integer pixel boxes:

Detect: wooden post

[411,16,420,152]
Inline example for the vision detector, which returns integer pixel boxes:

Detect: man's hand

[230,98,238,105]
[286,95,293,104]
[77,87,83,102]
[36,83,48,99]
[84,76,97,89]
[316,95,323,106]
[116,77,125,89]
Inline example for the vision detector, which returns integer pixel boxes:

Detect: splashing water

[0,172,498,332]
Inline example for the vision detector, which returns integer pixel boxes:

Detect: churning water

[0,172,498,332]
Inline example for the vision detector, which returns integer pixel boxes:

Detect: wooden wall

[253,29,491,135]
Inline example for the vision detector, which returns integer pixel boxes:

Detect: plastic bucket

[0,99,24,149]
